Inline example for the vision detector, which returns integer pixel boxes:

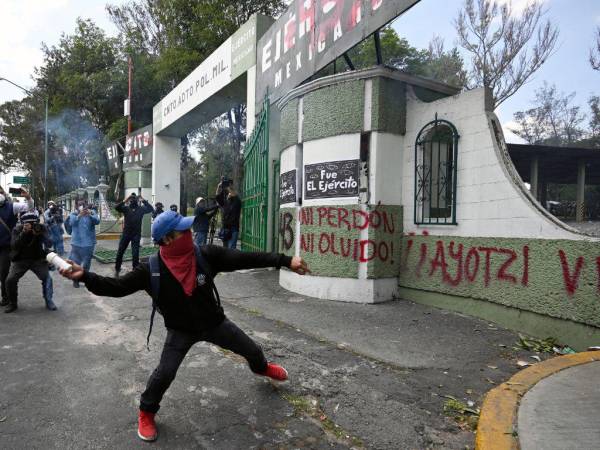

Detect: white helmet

[195,196,205,205]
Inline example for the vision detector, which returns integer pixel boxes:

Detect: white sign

[153,39,232,134]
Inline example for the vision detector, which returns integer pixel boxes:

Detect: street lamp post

[0,77,49,205]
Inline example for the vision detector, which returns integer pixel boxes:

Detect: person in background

[215,179,241,249]
[0,186,33,308]
[68,202,100,288]
[193,197,218,247]
[169,204,178,213]
[114,193,154,277]
[152,202,164,220]
[44,201,65,256]
[5,211,55,313]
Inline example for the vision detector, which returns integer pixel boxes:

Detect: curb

[475,351,600,450]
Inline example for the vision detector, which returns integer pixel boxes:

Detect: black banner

[256,0,420,107]
[106,140,123,176]
[123,124,153,169]
[304,159,359,199]
[280,169,297,203]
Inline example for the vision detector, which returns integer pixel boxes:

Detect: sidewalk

[519,359,600,450]
[476,351,600,449]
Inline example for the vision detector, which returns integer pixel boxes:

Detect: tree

[107,0,285,207]
[455,0,559,108]
[318,27,467,88]
[591,27,600,71]
[511,82,586,146]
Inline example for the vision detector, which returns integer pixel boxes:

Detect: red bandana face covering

[159,230,197,297]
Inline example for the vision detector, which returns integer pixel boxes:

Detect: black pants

[115,232,141,271]
[140,318,267,413]
[6,259,53,306]
[0,247,10,303]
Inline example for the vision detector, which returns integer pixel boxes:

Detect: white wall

[369,132,404,205]
[402,88,597,241]
[152,135,181,208]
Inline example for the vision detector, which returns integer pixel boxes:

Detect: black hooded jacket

[81,245,292,333]
[116,200,154,235]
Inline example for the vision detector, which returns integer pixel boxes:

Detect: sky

[0,0,598,145]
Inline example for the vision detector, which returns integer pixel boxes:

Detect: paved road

[518,361,600,450]
[0,255,531,449]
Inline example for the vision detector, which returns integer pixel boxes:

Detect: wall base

[398,287,600,352]
[280,270,398,304]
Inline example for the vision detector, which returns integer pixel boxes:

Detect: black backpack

[146,245,221,349]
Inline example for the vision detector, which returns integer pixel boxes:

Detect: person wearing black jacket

[151,202,164,220]
[215,180,242,249]
[114,193,154,276]
[5,211,56,313]
[0,186,33,307]
[58,210,310,442]
[193,197,218,246]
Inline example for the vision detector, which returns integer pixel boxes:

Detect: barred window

[414,118,459,225]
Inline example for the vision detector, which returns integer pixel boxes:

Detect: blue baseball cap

[151,210,194,243]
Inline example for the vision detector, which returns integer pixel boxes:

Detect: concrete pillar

[540,180,548,210]
[95,182,114,222]
[86,186,96,207]
[70,191,78,211]
[576,160,586,223]
[530,156,539,200]
[246,65,257,135]
[76,188,86,204]
[266,105,281,252]
[152,135,181,209]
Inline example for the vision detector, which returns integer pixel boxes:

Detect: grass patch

[93,246,156,264]
[443,396,480,431]
[514,334,557,353]
[282,393,363,448]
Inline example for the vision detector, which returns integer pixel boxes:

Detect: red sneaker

[137,410,158,442]
[260,362,288,381]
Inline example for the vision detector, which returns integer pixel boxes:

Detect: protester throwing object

[5,211,56,313]
[114,193,154,277]
[68,203,100,288]
[44,201,65,256]
[58,210,310,442]
[0,186,34,308]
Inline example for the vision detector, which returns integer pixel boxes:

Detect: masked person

[44,201,65,256]
[114,193,154,276]
[169,204,178,213]
[152,202,164,220]
[5,211,55,313]
[0,187,34,307]
[215,180,241,249]
[58,210,310,442]
[193,197,218,246]
[68,203,100,288]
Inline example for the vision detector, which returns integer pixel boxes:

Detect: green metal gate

[241,100,269,252]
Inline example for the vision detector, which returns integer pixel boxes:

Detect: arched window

[414,118,459,225]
